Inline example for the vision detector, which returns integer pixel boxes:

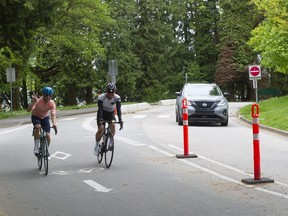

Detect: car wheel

[178,113,183,126]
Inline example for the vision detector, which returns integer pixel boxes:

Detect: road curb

[0,102,153,128]
[239,115,288,137]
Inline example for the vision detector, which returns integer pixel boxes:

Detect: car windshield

[183,85,221,97]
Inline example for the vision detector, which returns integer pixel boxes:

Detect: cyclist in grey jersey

[94,82,123,155]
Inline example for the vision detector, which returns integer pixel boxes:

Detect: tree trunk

[85,86,94,104]
[63,84,77,106]
[22,79,28,109]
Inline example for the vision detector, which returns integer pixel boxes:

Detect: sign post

[108,60,118,83]
[6,67,16,112]
[249,65,261,103]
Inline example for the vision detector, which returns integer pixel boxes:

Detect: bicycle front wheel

[37,152,42,170]
[104,133,114,168]
[97,144,104,164]
[43,139,49,176]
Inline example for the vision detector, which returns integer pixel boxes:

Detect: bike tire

[97,136,105,164]
[97,145,104,164]
[37,151,42,170]
[104,133,114,168]
[43,139,49,176]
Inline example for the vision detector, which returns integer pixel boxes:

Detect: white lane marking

[148,145,174,157]
[132,115,147,119]
[169,145,249,176]
[82,118,96,133]
[170,144,288,187]
[48,167,104,176]
[83,180,112,193]
[60,117,78,121]
[127,141,140,145]
[167,144,288,199]
[51,151,71,160]
[85,117,96,120]
[157,115,171,118]
[0,125,30,135]
[255,187,288,199]
[80,116,288,199]
[133,144,146,147]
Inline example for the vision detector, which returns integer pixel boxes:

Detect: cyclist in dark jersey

[94,82,123,155]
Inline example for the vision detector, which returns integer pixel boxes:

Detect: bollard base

[176,154,197,159]
[241,177,274,185]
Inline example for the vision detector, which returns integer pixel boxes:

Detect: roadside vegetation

[0,104,96,120]
[0,102,135,119]
[1,1,287,109]
[239,96,288,131]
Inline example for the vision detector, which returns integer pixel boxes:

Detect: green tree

[32,0,113,106]
[248,0,288,73]
[215,0,255,101]
[131,1,184,102]
[191,0,220,82]
[0,0,60,110]
[99,0,142,102]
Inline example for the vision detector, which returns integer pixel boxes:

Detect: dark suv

[175,83,229,126]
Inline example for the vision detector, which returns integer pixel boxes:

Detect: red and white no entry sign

[249,65,261,80]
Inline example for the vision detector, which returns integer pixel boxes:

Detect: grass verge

[239,95,288,131]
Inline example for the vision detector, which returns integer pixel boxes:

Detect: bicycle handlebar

[101,120,123,130]
[52,126,58,135]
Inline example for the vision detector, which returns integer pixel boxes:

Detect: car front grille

[192,101,216,109]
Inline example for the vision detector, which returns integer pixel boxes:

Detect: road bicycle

[34,126,57,175]
[97,120,123,168]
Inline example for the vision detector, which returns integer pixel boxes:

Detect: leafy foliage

[215,0,255,101]
[248,0,288,73]
[1,0,287,110]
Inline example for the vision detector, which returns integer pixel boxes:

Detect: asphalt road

[1,102,288,216]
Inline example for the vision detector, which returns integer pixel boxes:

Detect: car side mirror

[175,91,181,96]
[224,92,230,97]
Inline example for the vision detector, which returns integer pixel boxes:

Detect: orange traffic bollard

[242,104,274,184]
[176,98,197,159]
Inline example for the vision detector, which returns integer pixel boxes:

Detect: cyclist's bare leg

[110,122,116,137]
[33,124,41,154]
[95,125,104,142]
[46,132,51,146]
[34,124,41,140]
[94,125,104,155]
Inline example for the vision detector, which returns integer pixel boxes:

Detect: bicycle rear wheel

[42,139,49,175]
[104,133,114,168]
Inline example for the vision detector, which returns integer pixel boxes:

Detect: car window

[183,85,221,96]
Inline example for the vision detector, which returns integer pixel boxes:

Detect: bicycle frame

[97,120,122,168]
[34,126,57,176]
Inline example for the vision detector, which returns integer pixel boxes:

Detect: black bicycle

[97,120,123,168]
[35,126,57,175]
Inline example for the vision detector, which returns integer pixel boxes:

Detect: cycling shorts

[31,115,51,133]
[97,110,115,126]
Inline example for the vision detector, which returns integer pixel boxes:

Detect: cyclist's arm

[50,101,57,128]
[116,101,122,121]
[51,112,56,126]
[27,93,38,112]
[97,100,104,120]
[27,98,37,112]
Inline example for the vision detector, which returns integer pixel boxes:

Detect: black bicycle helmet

[106,82,116,93]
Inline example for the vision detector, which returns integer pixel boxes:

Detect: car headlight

[218,99,227,106]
